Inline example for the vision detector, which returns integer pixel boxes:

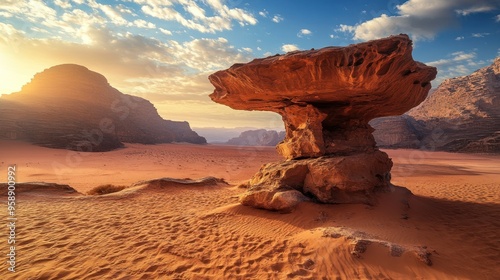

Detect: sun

[0,51,31,95]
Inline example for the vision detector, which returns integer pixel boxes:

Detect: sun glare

[0,51,31,95]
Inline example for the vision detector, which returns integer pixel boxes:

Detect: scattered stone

[390,244,405,257]
[302,259,315,270]
[415,247,433,266]
[320,227,432,264]
[351,240,371,258]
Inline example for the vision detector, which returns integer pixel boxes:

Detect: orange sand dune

[0,141,499,279]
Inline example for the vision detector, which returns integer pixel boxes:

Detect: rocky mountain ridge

[0,64,206,151]
[371,57,500,153]
[226,129,285,146]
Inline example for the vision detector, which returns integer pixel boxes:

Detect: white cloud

[0,11,12,17]
[0,22,24,39]
[54,0,72,9]
[131,19,156,29]
[472,32,490,37]
[259,10,268,17]
[297,28,312,37]
[0,0,58,25]
[335,24,356,33]
[168,37,252,72]
[140,0,257,33]
[456,5,496,15]
[184,1,206,19]
[272,14,283,23]
[0,23,251,88]
[336,0,500,41]
[263,51,273,57]
[426,51,487,84]
[241,47,252,52]
[451,51,475,61]
[281,44,299,53]
[256,47,261,51]
[496,14,500,21]
[159,28,172,35]
[98,4,128,26]
[455,36,465,40]
[31,26,49,33]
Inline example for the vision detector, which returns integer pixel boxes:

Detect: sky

[0,0,499,129]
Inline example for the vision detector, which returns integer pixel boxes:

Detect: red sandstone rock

[209,34,436,211]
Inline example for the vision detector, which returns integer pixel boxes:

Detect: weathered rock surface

[408,57,500,153]
[226,129,285,146]
[0,64,206,151]
[209,34,436,210]
[240,150,392,207]
[370,115,421,148]
[371,57,500,153]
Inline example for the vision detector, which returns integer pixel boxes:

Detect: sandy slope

[0,141,499,279]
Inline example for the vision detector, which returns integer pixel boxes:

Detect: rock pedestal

[209,34,437,211]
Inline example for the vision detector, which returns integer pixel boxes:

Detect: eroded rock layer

[209,35,436,210]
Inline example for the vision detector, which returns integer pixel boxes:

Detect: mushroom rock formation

[209,34,437,211]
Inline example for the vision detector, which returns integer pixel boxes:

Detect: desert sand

[0,141,499,279]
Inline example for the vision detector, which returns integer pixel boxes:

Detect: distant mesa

[0,64,206,151]
[371,57,500,153]
[209,34,437,211]
[226,129,285,146]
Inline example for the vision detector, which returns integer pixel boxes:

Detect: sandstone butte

[209,34,437,211]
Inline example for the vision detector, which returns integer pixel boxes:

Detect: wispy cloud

[472,32,490,37]
[137,0,257,33]
[272,14,283,23]
[54,0,71,9]
[427,51,487,84]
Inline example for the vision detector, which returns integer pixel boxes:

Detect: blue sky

[0,0,499,128]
